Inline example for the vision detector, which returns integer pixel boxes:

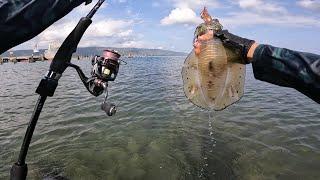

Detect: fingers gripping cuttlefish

[182,7,246,111]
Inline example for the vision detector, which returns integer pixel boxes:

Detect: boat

[127,53,134,58]
[29,43,41,63]
[44,42,60,60]
[33,43,40,54]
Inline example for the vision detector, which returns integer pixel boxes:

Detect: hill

[1,47,187,57]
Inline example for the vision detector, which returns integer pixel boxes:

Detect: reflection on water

[0,57,319,179]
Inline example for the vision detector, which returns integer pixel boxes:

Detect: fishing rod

[10,0,122,179]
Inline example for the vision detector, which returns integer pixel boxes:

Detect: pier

[0,55,44,64]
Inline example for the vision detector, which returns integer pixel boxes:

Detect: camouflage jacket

[252,45,320,104]
[0,0,89,54]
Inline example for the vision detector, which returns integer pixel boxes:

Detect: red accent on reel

[103,49,121,61]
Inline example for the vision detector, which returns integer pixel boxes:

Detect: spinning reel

[68,49,122,116]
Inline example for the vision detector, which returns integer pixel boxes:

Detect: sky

[15,0,320,54]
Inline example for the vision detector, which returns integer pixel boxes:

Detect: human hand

[215,30,256,63]
[193,30,214,55]
[197,29,214,41]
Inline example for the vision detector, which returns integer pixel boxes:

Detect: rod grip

[10,163,28,180]
[49,17,92,74]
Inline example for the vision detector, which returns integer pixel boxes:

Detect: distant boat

[29,43,44,62]
[33,43,40,54]
[127,53,134,58]
[44,42,60,60]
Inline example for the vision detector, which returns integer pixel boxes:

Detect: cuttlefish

[182,7,246,111]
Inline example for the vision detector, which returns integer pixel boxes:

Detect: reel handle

[101,102,117,116]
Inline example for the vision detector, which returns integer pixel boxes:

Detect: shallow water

[0,57,319,180]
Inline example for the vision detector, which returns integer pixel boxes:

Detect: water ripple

[1,58,320,179]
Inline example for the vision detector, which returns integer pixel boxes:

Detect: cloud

[172,0,219,9]
[13,0,149,50]
[160,7,201,25]
[87,19,133,37]
[18,16,139,50]
[237,0,287,13]
[117,29,133,37]
[221,12,320,27]
[152,2,160,7]
[219,0,320,28]
[160,0,319,28]
[75,1,108,14]
[38,19,133,41]
[160,0,219,26]
[297,0,320,11]
[118,0,127,3]
[120,40,145,48]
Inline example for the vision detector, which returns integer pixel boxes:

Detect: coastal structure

[1,45,44,63]
[44,42,60,60]
[29,43,44,62]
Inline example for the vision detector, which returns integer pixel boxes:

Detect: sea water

[0,57,320,179]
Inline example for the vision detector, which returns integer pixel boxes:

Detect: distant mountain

[1,47,187,57]
[75,47,187,57]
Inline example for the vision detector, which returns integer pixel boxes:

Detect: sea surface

[0,57,319,180]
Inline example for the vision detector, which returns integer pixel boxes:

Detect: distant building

[44,42,60,60]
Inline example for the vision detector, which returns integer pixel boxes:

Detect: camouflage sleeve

[0,0,88,54]
[252,44,320,104]
[212,19,223,31]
